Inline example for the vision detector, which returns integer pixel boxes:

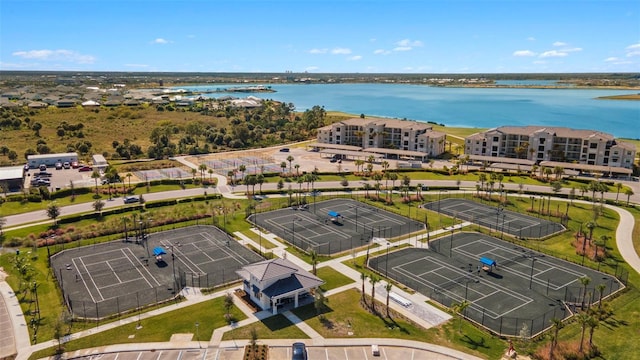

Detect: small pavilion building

[236,258,324,314]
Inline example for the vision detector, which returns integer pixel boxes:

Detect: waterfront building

[464,126,636,171]
[316,118,446,158]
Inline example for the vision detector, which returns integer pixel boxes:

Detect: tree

[314,288,328,318]
[614,182,623,204]
[587,315,599,351]
[549,317,565,360]
[452,300,471,333]
[0,216,5,235]
[286,155,294,174]
[198,164,208,184]
[46,202,61,225]
[360,273,368,303]
[579,276,591,309]
[369,274,380,311]
[223,292,234,323]
[625,188,634,206]
[308,248,318,275]
[125,172,133,192]
[576,312,591,353]
[32,122,42,137]
[91,170,101,196]
[93,199,105,216]
[256,173,265,194]
[280,161,287,174]
[384,282,393,317]
[596,283,606,311]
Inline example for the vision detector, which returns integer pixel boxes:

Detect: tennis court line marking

[161,240,204,275]
[198,231,251,265]
[74,256,103,302]
[105,261,123,283]
[120,248,161,288]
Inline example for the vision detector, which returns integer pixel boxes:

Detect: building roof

[339,117,433,131]
[363,148,429,157]
[27,152,78,160]
[466,154,536,165]
[237,258,300,282]
[262,272,324,299]
[307,143,362,151]
[0,166,24,181]
[539,161,632,174]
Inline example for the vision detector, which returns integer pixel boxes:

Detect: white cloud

[539,50,568,58]
[626,43,640,57]
[396,39,423,47]
[305,66,319,71]
[331,48,352,55]
[152,38,170,44]
[369,38,377,43]
[125,64,149,68]
[309,48,328,54]
[563,47,583,53]
[347,55,362,61]
[553,41,567,47]
[604,57,620,62]
[527,37,536,41]
[513,50,536,57]
[392,39,423,52]
[12,49,95,63]
[373,49,390,55]
[533,60,547,64]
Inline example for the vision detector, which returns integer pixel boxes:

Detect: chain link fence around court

[368,256,626,339]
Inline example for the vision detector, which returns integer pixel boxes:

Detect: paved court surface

[0,283,16,359]
[369,232,623,337]
[423,198,565,239]
[252,198,424,255]
[50,226,263,319]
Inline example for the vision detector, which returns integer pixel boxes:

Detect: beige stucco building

[317,118,446,158]
[465,126,636,170]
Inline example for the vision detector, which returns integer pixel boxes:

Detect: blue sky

[1,0,639,73]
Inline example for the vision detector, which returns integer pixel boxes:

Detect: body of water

[176,83,640,139]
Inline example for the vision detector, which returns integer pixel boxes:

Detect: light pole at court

[449,226,454,258]
[350,205,359,232]
[529,258,537,289]
[501,213,506,239]
[170,245,177,291]
[195,321,200,348]
[495,206,503,234]
[292,217,299,249]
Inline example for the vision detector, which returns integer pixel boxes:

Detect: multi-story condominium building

[465,126,636,169]
[317,118,446,157]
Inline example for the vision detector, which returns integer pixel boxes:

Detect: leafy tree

[452,300,471,333]
[314,288,327,318]
[223,292,234,323]
[46,202,61,225]
[0,215,5,235]
[308,248,318,275]
[93,199,105,215]
[32,122,42,136]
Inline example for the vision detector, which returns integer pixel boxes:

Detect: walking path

[0,154,638,360]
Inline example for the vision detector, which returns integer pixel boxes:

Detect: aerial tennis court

[423,198,564,239]
[369,232,623,337]
[251,198,424,255]
[51,225,263,319]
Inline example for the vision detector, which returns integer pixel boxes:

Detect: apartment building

[317,118,446,157]
[465,126,636,169]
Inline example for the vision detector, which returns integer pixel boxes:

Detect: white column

[294,292,299,308]
[272,298,277,315]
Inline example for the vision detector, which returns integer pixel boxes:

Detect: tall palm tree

[308,248,318,275]
[256,174,265,194]
[125,172,132,193]
[238,164,246,183]
[286,155,294,174]
[360,273,368,304]
[615,182,623,203]
[384,282,393,317]
[452,300,471,333]
[369,274,380,311]
[198,164,207,183]
[280,161,287,174]
[625,188,634,206]
[91,170,101,195]
[596,283,606,311]
[587,315,599,351]
[579,276,591,309]
[576,312,591,354]
[549,317,565,360]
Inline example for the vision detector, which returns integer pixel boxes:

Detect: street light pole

[529,258,537,289]
[195,321,200,348]
[449,227,454,257]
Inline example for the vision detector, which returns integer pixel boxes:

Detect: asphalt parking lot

[24,165,102,192]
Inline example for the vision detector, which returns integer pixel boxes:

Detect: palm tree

[478,173,487,192]
[286,155,294,174]
[549,317,565,360]
[207,168,214,183]
[280,161,287,174]
[125,172,132,192]
[355,159,364,173]
[197,164,206,182]
[596,283,606,311]
[256,174,265,194]
[587,315,599,351]
[294,164,300,177]
[384,282,393,317]
[579,276,591,309]
[369,274,380,311]
[452,300,471,333]
[576,312,591,353]
[238,164,246,183]
[360,273,368,303]
[227,170,235,186]
[91,170,101,196]
[624,188,634,206]
[615,182,623,204]
[585,221,597,243]
[308,248,318,275]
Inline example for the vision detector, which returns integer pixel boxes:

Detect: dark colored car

[291,342,307,360]
[280,147,290,152]
[78,165,93,172]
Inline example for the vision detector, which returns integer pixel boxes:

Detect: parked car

[280,147,290,152]
[39,164,47,171]
[291,343,307,360]
[37,171,52,177]
[71,161,79,169]
[23,163,30,171]
[63,161,71,169]
[78,165,93,172]
[55,162,63,170]
[123,195,140,204]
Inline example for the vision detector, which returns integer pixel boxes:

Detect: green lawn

[29,296,247,359]
[221,314,309,341]
[317,266,355,292]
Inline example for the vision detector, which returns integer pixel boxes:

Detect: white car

[123,196,140,204]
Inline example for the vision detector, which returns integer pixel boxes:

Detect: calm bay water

[178,83,640,139]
